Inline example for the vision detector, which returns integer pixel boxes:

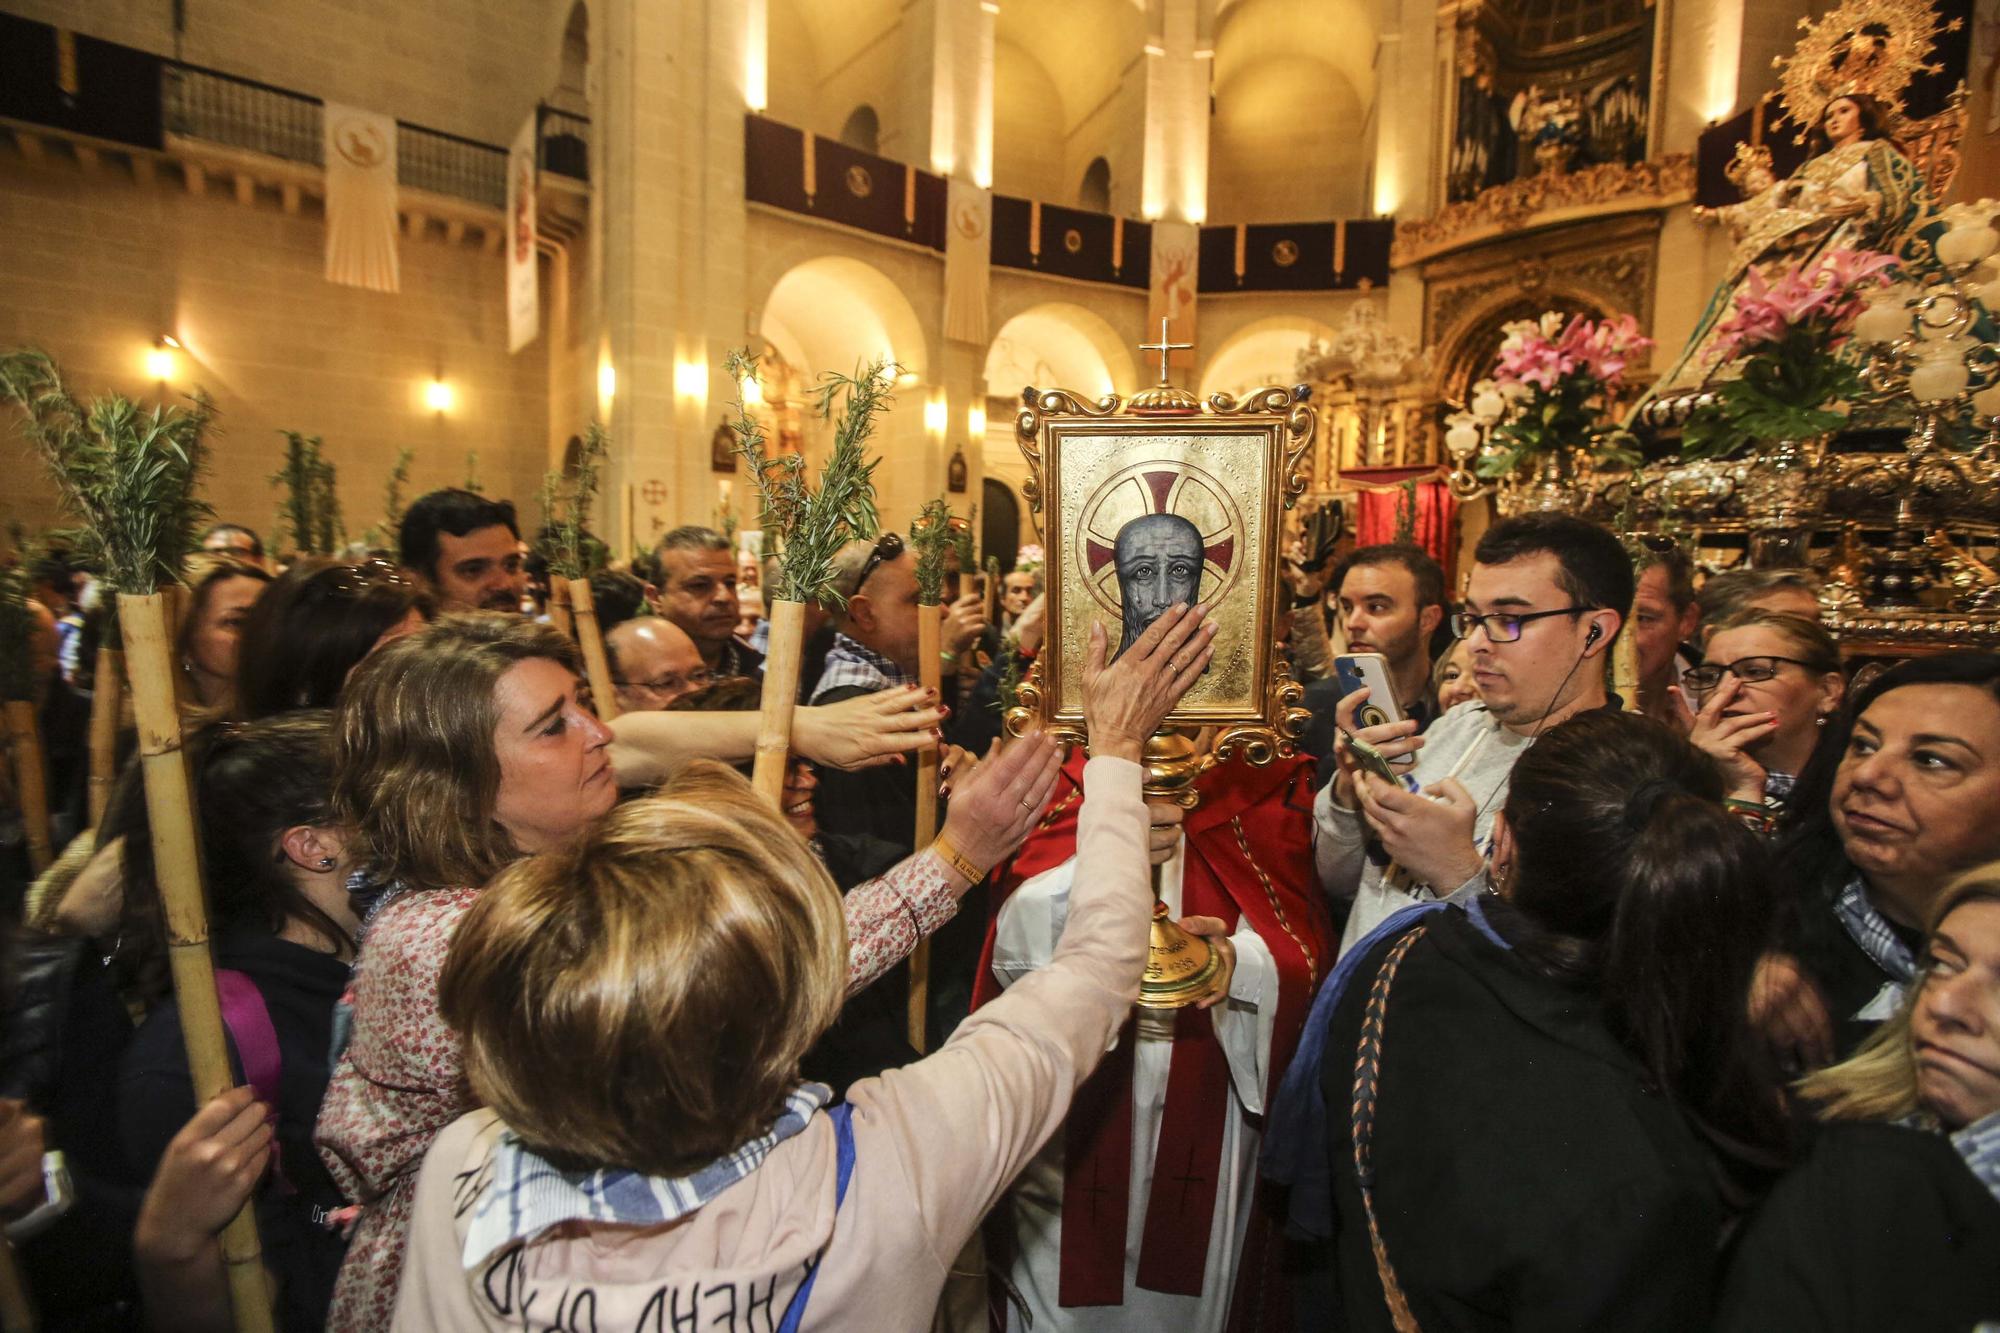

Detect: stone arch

[1078,156,1112,213]
[1209,0,1376,221]
[1433,290,1616,407]
[839,104,881,154]
[983,302,1139,402]
[757,255,931,384]
[1198,314,1337,401]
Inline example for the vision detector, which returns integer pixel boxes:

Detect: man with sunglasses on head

[1317,513,1633,957]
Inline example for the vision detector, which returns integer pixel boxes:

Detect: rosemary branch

[545,423,610,581]
[0,348,214,597]
[909,497,955,606]
[729,350,888,607]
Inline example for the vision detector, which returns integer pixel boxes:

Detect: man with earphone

[1316,514,1634,958]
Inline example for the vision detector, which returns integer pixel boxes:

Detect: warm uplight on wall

[895,370,920,387]
[967,404,987,438]
[1373,167,1401,219]
[597,360,617,404]
[744,0,769,111]
[675,361,708,403]
[143,343,176,382]
[924,395,947,437]
[424,379,456,414]
[742,374,764,405]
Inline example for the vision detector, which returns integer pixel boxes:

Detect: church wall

[1207,56,1369,223]
[992,38,1070,202]
[6,0,575,145]
[0,157,550,545]
[1192,290,1374,392]
[1058,60,1149,214]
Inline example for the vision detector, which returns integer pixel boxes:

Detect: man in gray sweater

[1315,514,1636,956]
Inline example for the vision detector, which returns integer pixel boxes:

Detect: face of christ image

[1113,512,1204,657]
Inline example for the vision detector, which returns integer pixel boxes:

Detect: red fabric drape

[1355,476,1457,573]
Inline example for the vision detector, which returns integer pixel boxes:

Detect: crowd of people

[1,487,1997,1332]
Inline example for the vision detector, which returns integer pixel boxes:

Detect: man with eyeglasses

[1317,513,1632,956]
[604,616,711,713]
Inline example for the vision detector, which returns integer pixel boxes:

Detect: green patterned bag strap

[1352,925,1427,1333]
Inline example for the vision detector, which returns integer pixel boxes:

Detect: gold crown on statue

[1725,141,1775,189]
[1770,0,1957,141]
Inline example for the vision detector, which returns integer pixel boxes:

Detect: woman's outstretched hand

[1082,603,1216,763]
[796,686,948,770]
[937,732,1063,878]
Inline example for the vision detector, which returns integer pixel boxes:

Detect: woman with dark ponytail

[1283,711,1788,1331]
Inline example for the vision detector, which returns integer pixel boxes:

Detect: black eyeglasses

[854,532,904,596]
[1449,606,1595,644]
[1683,655,1824,692]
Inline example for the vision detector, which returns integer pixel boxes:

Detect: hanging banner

[943,178,992,346]
[507,111,540,351]
[1148,220,1199,376]
[323,103,400,292]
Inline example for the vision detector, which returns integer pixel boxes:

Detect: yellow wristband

[930,834,985,884]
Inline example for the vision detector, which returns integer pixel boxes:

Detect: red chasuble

[974,750,1331,1330]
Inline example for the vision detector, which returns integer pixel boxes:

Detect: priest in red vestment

[974,745,1331,1332]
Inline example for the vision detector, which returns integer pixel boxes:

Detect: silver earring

[318,857,335,869]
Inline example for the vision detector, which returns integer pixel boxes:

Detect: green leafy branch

[271,431,345,556]
[0,348,213,598]
[543,422,610,581]
[910,497,955,606]
[729,350,886,607]
[368,446,415,550]
[1679,324,1859,461]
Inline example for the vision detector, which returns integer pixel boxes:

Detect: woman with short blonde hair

[1720,863,2000,1330]
[393,604,1218,1330]
[316,612,1062,1329]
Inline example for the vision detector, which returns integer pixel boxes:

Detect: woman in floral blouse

[313,613,1051,1329]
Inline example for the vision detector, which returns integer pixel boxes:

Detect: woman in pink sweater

[313,614,1038,1329]
[391,605,1215,1330]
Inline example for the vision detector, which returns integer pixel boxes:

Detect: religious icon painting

[1009,382,1316,759]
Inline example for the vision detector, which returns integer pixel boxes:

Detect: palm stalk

[905,496,957,1054]
[731,351,890,802]
[0,349,272,1332]
[463,450,484,494]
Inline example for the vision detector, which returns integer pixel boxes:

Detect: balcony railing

[163,64,321,166]
[397,121,506,208]
[538,105,590,182]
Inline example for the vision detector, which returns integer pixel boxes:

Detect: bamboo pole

[548,578,574,638]
[0,1241,32,1333]
[907,609,943,1054]
[118,593,274,1333]
[4,701,52,874]
[566,578,618,722]
[751,600,807,805]
[1612,593,1640,712]
[86,643,121,830]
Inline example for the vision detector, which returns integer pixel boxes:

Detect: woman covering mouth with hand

[1754,654,2000,1073]
[1720,862,2000,1332]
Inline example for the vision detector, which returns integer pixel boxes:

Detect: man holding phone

[1298,543,1446,785]
[1315,515,1632,956]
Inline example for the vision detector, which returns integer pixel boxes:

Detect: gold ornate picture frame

[1005,383,1316,763]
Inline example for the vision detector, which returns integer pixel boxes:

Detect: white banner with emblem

[506,111,539,352]
[322,102,400,292]
[943,178,991,347]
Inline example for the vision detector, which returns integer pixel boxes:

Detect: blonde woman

[391,606,1214,1330]
[1720,863,2000,1331]
[314,614,1019,1329]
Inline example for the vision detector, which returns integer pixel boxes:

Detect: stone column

[594,0,751,543]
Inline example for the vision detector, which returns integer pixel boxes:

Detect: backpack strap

[1352,926,1426,1333]
[214,968,292,1194]
[777,1103,858,1333]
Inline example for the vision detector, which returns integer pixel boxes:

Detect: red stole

[973,752,1330,1325]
